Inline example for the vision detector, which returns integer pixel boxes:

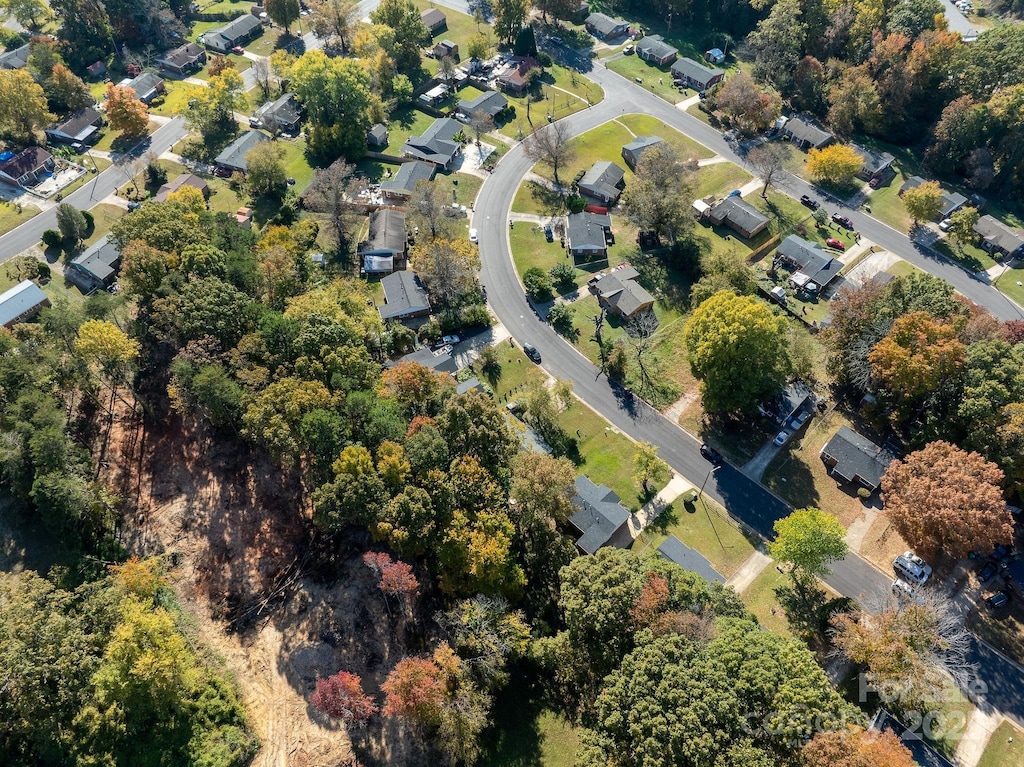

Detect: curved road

[475,62,1024,722]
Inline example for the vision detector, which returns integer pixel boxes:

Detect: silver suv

[893,551,932,585]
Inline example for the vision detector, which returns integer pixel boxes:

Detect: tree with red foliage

[311,671,378,725]
[380,559,418,599]
[1005,320,1024,345]
[381,656,446,724]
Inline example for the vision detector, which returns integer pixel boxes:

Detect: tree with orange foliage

[379,360,455,416]
[207,54,235,78]
[311,670,377,725]
[803,726,916,767]
[868,311,965,401]
[882,441,1011,559]
[105,83,148,136]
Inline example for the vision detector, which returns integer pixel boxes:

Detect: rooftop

[125,71,163,100]
[709,196,769,235]
[586,12,628,37]
[974,214,1024,254]
[154,172,209,202]
[379,270,430,320]
[569,475,631,554]
[0,147,53,181]
[635,35,678,60]
[0,280,49,327]
[362,208,407,255]
[48,107,102,141]
[851,143,895,175]
[593,267,655,317]
[821,425,894,490]
[0,43,30,70]
[70,235,121,283]
[402,118,462,165]
[566,211,611,250]
[579,160,625,200]
[399,346,458,375]
[658,536,725,583]
[623,135,663,156]
[671,57,725,84]
[209,14,262,43]
[214,129,270,172]
[458,90,508,118]
[255,92,302,127]
[156,42,205,69]
[776,235,842,287]
[381,160,435,196]
[783,116,833,147]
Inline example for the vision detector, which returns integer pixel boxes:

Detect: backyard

[508,218,638,291]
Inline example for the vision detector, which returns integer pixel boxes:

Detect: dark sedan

[800,195,819,210]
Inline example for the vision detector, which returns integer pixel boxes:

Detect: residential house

[393,346,458,375]
[974,215,1024,259]
[366,123,389,148]
[621,135,663,170]
[155,42,207,75]
[658,536,725,583]
[566,211,612,260]
[757,381,813,426]
[0,280,50,329]
[458,90,508,121]
[0,43,30,70]
[431,39,458,60]
[705,47,726,64]
[213,129,270,174]
[359,208,408,273]
[378,270,431,323]
[781,115,833,150]
[401,118,463,168]
[418,82,450,106]
[234,207,253,228]
[569,475,632,554]
[819,425,894,494]
[45,107,103,145]
[591,265,655,319]
[123,72,165,104]
[381,160,435,201]
[898,176,968,220]
[585,12,629,39]
[707,196,770,239]
[0,147,54,188]
[670,58,725,92]
[86,61,106,78]
[153,172,209,202]
[577,160,626,204]
[200,14,263,54]
[851,143,895,181]
[254,92,302,135]
[775,235,843,292]
[496,56,540,95]
[421,8,447,36]
[67,235,121,291]
[456,377,486,395]
[635,35,678,66]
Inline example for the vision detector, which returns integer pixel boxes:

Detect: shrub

[41,229,63,248]
[549,261,576,292]
[548,302,575,335]
[145,162,168,187]
[81,209,94,232]
[418,319,441,341]
[857,487,871,500]
[523,267,553,301]
[566,194,586,214]
[37,262,51,280]
[537,51,553,67]
[459,303,492,328]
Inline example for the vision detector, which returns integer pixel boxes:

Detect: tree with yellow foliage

[806,144,864,186]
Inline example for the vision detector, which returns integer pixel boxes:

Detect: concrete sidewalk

[627,474,693,537]
[725,550,772,594]
[956,707,1003,767]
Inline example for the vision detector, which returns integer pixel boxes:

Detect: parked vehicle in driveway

[939,218,952,231]
[826,238,845,250]
[893,551,932,585]
[523,342,541,363]
[979,560,999,584]
[800,195,819,210]
[231,46,245,55]
[441,334,460,345]
[892,578,915,598]
[832,213,854,229]
[623,44,635,54]
[986,591,1010,610]
[773,430,791,446]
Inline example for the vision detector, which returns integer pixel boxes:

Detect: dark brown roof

[0,147,53,178]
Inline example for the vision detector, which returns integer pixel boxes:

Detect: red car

[826,238,845,250]
[231,45,245,55]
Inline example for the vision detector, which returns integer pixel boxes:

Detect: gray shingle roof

[635,35,678,61]
[578,160,625,202]
[379,270,430,320]
[255,92,301,128]
[593,267,654,318]
[851,143,894,175]
[658,535,725,583]
[70,235,121,285]
[0,280,49,328]
[0,43,30,70]
[974,214,1024,255]
[400,346,458,374]
[381,161,435,197]
[156,42,205,70]
[458,90,508,119]
[621,135,663,168]
[820,425,894,490]
[570,475,630,554]
[47,107,102,142]
[566,212,610,251]
[154,173,209,202]
[402,118,462,165]
[214,129,270,172]
[207,14,262,47]
[709,196,769,236]
[670,57,724,87]
[125,72,163,101]
[776,235,842,287]
[783,116,833,148]
[361,208,407,255]
[585,12,628,37]
[421,7,446,31]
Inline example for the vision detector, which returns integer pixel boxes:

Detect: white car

[469,228,478,243]
[441,334,460,345]
[893,551,932,585]
[773,430,791,446]
[892,578,915,599]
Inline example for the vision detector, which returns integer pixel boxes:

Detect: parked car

[869,177,881,189]
[788,411,811,430]
[231,45,245,55]
[728,189,742,198]
[773,430,791,446]
[893,551,932,585]
[623,44,635,54]
[469,228,478,243]
[213,166,232,178]
[826,238,845,250]
[523,342,542,363]
[800,195,819,210]
[985,591,1010,610]
[892,578,915,599]
[832,213,854,229]
[979,561,1000,584]
[939,218,952,231]
[441,334,460,345]
[544,225,553,242]
[700,444,724,466]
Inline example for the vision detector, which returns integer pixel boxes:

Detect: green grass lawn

[509,220,637,291]
[149,81,194,117]
[450,171,483,207]
[82,203,126,247]
[188,20,224,43]
[996,263,1024,312]
[197,0,249,14]
[886,259,924,279]
[0,200,40,237]
[472,345,546,401]
[933,238,997,273]
[480,672,580,767]
[692,162,752,200]
[607,54,685,104]
[277,138,317,192]
[385,105,442,158]
[512,179,561,216]
[193,52,252,80]
[0,258,89,305]
[637,495,757,579]
[739,567,792,636]
[245,28,285,57]
[353,158,392,183]
[90,120,160,154]
[979,721,1024,767]
[867,171,912,232]
[617,113,714,160]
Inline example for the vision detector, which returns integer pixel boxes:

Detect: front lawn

[91,120,160,154]
[995,264,1024,312]
[933,238,997,273]
[617,113,714,160]
[450,171,483,207]
[82,203,126,247]
[866,169,912,232]
[739,567,792,636]
[607,54,685,104]
[149,82,194,117]
[637,495,757,579]
[0,200,40,237]
[979,721,1024,767]
[692,162,752,200]
[509,218,637,291]
[385,105,442,158]
[245,28,285,56]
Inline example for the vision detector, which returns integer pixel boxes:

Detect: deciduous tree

[806,144,864,186]
[768,507,848,581]
[748,0,806,92]
[245,141,286,198]
[369,0,430,73]
[311,670,378,724]
[902,180,944,225]
[308,0,359,53]
[881,441,1011,558]
[105,83,149,136]
[185,69,245,143]
[0,68,53,143]
[302,158,361,255]
[266,0,301,32]
[0,0,50,28]
[683,290,790,413]
[714,72,782,135]
[947,206,979,255]
[412,237,480,307]
[56,203,87,245]
[493,0,528,45]
[48,64,92,112]
[622,142,694,244]
[524,120,575,188]
[633,442,670,496]
[747,142,788,197]
[868,311,965,402]
[803,726,916,767]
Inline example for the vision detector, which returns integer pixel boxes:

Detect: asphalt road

[475,62,1024,722]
